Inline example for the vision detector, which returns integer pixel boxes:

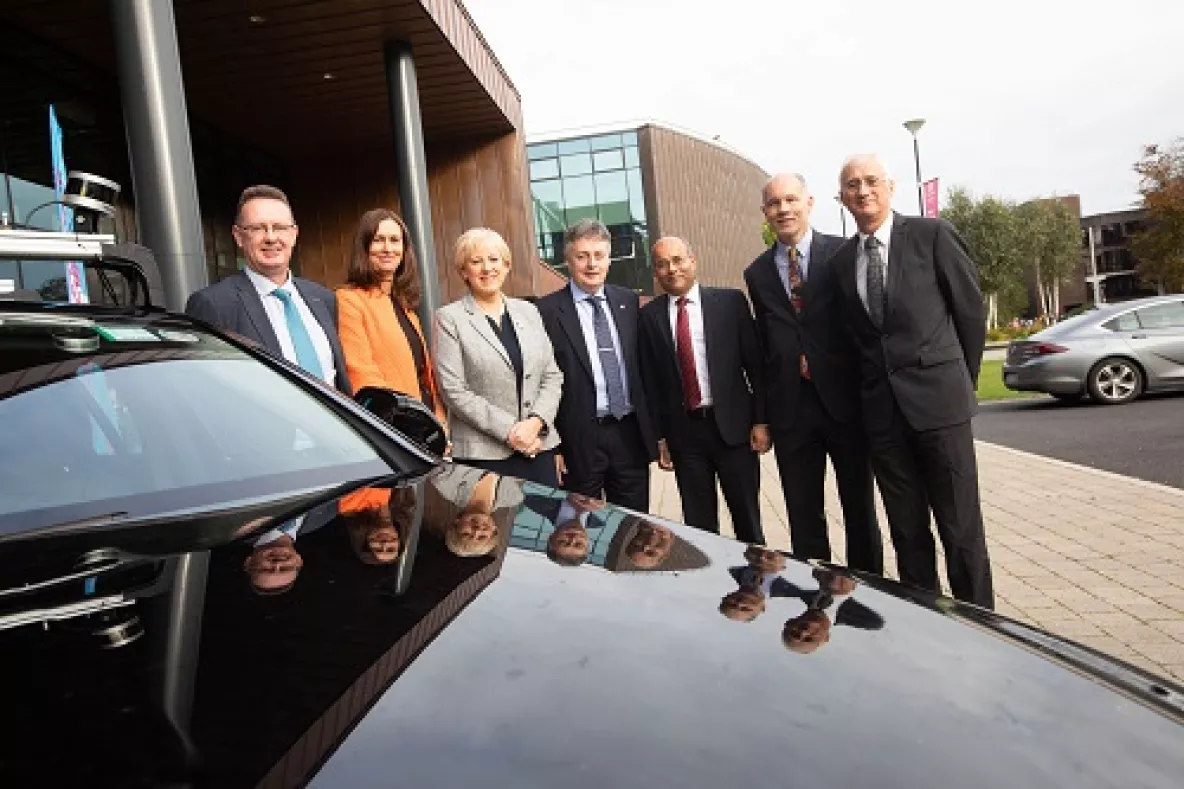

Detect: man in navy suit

[744,174,880,573]
[535,219,657,512]
[185,185,350,392]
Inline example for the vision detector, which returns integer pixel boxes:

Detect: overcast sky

[464,0,1184,235]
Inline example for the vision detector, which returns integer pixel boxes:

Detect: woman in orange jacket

[336,208,444,422]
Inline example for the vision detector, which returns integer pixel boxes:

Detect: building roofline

[526,119,768,176]
[451,0,520,100]
[1081,207,1147,223]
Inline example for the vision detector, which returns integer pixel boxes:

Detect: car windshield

[0,312,392,536]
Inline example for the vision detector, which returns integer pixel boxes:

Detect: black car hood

[2,464,1182,788]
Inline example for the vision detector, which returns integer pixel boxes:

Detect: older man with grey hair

[829,153,992,609]
[535,219,657,512]
[744,173,882,571]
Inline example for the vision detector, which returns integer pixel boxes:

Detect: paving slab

[649,440,1184,684]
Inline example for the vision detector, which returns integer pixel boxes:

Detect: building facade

[527,121,769,296]
[0,0,541,316]
[1081,208,1159,302]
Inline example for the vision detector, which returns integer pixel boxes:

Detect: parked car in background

[1003,295,1184,404]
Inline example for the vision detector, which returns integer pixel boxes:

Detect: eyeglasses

[236,223,297,238]
[842,176,888,191]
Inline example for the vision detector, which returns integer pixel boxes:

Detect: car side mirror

[354,387,447,458]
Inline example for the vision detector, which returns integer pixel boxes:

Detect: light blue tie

[272,288,324,379]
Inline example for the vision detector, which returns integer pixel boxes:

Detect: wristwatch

[528,412,550,437]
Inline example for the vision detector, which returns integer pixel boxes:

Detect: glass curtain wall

[527,130,651,294]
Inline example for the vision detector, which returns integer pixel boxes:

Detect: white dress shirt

[244,266,337,386]
[855,213,895,315]
[569,282,633,416]
[253,516,305,546]
[773,228,814,295]
[666,283,713,407]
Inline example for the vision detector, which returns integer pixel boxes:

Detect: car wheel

[1087,357,1143,405]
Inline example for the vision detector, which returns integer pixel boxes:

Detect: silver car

[1003,294,1184,404]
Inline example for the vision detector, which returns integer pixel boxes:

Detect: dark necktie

[590,296,629,418]
[786,246,805,313]
[865,235,886,328]
[675,296,703,410]
[787,247,811,380]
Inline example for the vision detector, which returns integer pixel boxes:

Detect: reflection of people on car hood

[782,568,884,655]
[242,501,339,594]
[428,464,523,558]
[545,493,606,566]
[720,546,794,621]
[625,521,675,569]
[244,518,305,595]
[338,487,417,565]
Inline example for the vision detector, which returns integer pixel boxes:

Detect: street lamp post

[903,118,925,216]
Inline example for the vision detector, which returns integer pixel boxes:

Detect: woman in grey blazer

[432,228,564,486]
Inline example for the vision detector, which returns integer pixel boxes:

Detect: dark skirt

[456,448,559,488]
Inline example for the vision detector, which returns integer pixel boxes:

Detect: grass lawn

[977,359,1042,402]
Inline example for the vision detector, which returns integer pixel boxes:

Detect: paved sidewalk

[650,441,1184,683]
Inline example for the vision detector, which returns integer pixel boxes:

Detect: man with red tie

[638,236,769,545]
[743,174,882,573]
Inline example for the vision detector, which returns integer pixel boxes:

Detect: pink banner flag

[922,178,940,219]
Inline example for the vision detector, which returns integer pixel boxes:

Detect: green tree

[1016,197,1080,320]
[943,187,1024,329]
[761,220,776,247]
[1131,140,1184,293]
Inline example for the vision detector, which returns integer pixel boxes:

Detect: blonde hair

[453,227,512,276]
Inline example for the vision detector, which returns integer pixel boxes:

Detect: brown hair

[347,208,421,310]
[235,184,292,225]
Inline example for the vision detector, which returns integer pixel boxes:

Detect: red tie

[787,247,811,380]
[676,296,703,410]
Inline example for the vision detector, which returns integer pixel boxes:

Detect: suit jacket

[744,232,860,429]
[428,463,526,512]
[336,286,443,420]
[535,283,658,480]
[638,287,765,451]
[185,270,351,393]
[432,293,564,461]
[832,214,986,434]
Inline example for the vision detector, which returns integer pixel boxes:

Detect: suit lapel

[886,214,907,320]
[462,292,512,368]
[555,287,596,383]
[506,299,535,370]
[233,274,282,355]
[802,233,831,307]
[699,287,719,382]
[294,279,351,390]
[835,237,876,334]
[759,246,795,315]
[296,281,335,338]
[653,293,675,359]
[605,286,637,372]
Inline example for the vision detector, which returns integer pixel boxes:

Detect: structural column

[110,0,207,311]
[384,40,441,324]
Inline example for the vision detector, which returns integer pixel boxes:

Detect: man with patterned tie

[744,174,881,572]
[638,237,768,544]
[831,154,993,609]
[185,185,351,392]
[535,219,657,511]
